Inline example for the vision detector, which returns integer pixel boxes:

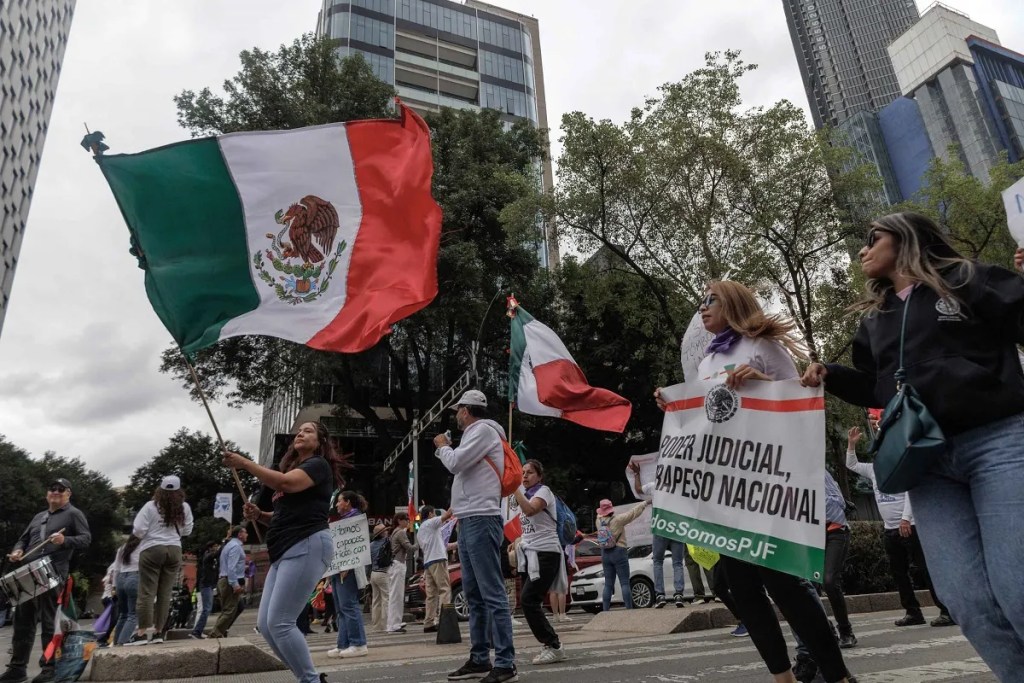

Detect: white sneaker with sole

[532,646,566,665]
[340,645,367,658]
[326,648,345,658]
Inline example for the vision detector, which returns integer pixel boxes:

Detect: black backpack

[375,537,394,570]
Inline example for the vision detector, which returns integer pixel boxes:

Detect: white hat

[453,389,488,409]
[160,475,181,491]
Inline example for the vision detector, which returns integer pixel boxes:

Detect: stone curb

[87,638,286,681]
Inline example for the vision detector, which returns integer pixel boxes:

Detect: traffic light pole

[412,409,420,516]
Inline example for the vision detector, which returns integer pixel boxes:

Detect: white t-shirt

[417,515,448,565]
[132,500,194,555]
[696,335,798,382]
[846,451,913,529]
[519,485,561,552]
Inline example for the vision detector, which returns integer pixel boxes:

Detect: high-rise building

[782,0,920,129]
[316,0,557,268]
[889,4,1024,181]
[0,1,76,337]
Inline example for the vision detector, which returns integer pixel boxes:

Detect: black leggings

[521,551,562,648]
[723,556,847,682]
[822,528,851,630]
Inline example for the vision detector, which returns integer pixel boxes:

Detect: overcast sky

[0,0,1020,487]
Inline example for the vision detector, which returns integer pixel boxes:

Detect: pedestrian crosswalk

[285,611,996,683]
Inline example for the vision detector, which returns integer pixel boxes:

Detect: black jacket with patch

[826,263,1024,436]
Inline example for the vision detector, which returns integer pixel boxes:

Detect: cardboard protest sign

[680,312,713,383]
[625,452,658,500]
[605,502,653,547]
[653,379,826,581]
[324,513,371,578]
[1002,176,1024,246]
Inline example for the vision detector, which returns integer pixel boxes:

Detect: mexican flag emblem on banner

[653,379,826,581]
[96,103,442,354]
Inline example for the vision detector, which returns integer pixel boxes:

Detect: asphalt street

[0,606,994,683]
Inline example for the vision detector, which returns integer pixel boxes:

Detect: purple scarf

[524,483,543,499]
[706,328,741,355]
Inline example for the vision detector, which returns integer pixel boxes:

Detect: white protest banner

[324,513,371,578]
[653,379,826,581]
[625,452,658,500]
[213,493,232,523]
[680,312,713,383]
[1003,176,1024,245]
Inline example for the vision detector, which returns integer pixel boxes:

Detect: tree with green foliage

[122,429,255,553]
[900,149,1024,267]
[0,435,123,582]
[552,51,880,363]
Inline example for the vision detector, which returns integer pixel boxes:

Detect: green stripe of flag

[652,507,825,581]
[99,138,259,352]
[507,306,535,403]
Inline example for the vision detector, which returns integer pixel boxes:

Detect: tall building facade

[316,0,557,269]
[782,0,920,129]
[0,0,76,337]
[889,4,1024,180]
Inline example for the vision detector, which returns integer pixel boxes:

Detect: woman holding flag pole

[223,421,350,683]
[656,281,854,683]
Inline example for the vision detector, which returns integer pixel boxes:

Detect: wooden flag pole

[182,353,265,544]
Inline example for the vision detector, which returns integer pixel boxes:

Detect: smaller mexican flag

[508,304,632,433]
[97,102,441,354]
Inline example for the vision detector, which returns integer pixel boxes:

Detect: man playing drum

[1,477,91,683]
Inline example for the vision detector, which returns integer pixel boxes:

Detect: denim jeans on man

[113,571,140,645]
[910,413,1024,682]
[257,531,333,683]
[191,585,214,637]
[331,569,366,649]
[652,535,685,597]
[601,546,632,610]
[456,516,515,669]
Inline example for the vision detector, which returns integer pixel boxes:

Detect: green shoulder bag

[869,287,947,494]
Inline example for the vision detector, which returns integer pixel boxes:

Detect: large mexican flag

[508,305,631,432]
[97,103,442,354]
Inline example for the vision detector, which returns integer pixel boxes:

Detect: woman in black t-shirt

[223,421,350,683]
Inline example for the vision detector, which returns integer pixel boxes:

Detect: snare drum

[0,556,62,605]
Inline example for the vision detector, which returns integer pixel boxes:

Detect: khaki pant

[369,571,390,631]
[423,561,451,627]
[209,577,241,637]
[136,545,182,632]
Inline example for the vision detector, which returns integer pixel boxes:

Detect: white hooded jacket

[435,418,506,518]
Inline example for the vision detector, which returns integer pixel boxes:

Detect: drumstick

[12,528,66,562]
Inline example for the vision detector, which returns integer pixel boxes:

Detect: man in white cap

[433,390,517,683]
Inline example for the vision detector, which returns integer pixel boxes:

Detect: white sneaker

[340,645,367,658]
[326,648,345,658]
[511,618,523,627]
[532,645,566,665]
[561,615,572,622]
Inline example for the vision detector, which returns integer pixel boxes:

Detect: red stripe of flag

[740,396,825,412]
[664,396,706,412]
[308,102,442,352]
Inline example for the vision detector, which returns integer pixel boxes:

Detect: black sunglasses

[48,485,68,493]
[866,228,894,249]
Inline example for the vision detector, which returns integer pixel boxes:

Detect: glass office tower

[782,0,920,129]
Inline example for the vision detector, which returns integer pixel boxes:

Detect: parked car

[569,544,696,612]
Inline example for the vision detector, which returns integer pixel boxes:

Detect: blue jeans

[910,413,1024,682]
[331,570,366,648]
[192,586,214,636]
[652,535,685,596]
[457,516,515,669]
[257,531,333,683]
[113,571,139,645]
[602,546,632,610]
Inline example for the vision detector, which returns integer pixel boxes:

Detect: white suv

[569,544,697,611]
